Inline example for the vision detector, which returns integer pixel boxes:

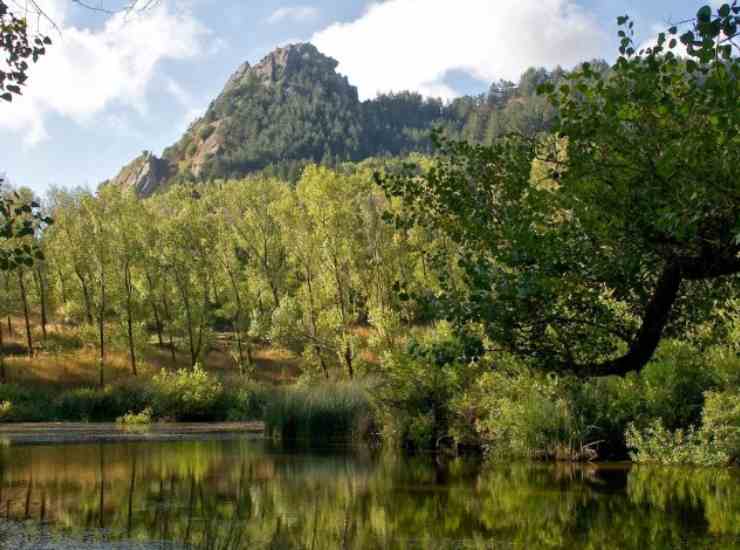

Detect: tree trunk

[125,263,137,376]
[161,290,177,366]
[0,323,6,383]
[305,264,329,380]
[175,272,197,367]
[33,267,48,341]
[57,267,68,305]
[224,263,247,373]
[145,273,164,347]
[578,251,740,377]
[344,341,354,380]
[98,272,106,388]
[18,271,33,358]
[75,268,94,325]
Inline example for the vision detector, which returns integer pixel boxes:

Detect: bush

[116,407,153,425]
[264,381,373,442]
[53,380,150,422]
[625,420,728,467]
[465,368,598,461]
[696,389,740,464]
[219,381,270,421]
[0,384,52,422]
[374,323,484,450]
[150,364,224,421]
[0,401,12,421]
[626,388,740,467]
[639,341,721,429]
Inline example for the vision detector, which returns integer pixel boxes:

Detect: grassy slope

[0,316,302,392]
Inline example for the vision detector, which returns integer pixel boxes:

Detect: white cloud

[267,6,320,24]
[312,0,609,100]
[0,0,208,145]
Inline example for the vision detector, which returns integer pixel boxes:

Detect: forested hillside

[108,43,567,194]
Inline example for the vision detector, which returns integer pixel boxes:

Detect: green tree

[380,4,740,377]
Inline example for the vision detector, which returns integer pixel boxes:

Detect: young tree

[379,4,740,377]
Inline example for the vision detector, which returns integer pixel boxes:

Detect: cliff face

[106,151,172,197]
[108,43,361,194]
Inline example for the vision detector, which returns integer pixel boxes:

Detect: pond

[0,434,738,549]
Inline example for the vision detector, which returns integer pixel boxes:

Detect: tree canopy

[379,3,740,377]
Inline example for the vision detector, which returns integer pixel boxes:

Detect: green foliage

[0,383,52,421]
[264,381,373,441]
[463,367,599,461]
[625,419,729,467]
[0,0,51,103]
[702,389,740,463]
[151,364,223,421]
[53,381,150,422]
[116,406,153,425]
[0,180,52,271]
[379,5,740,376]
[374,324,483,449]
[0,400,11,420]
[219,380,270,421]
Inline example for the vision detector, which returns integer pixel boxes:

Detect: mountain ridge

[107,42,566,196]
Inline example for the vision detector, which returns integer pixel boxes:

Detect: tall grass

[264,381,374,442]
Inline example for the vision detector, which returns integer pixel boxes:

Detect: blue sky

[0,0,717,195]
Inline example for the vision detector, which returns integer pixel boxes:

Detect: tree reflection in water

[0,437,737,549]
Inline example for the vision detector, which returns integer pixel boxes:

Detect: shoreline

[0,421,264,445]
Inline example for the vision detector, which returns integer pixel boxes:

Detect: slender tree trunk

[145,273,164,347]
[17,271,33,358]
[57,267,68,305]
[161,290,177,366]
[0,323,6,383]
[4,276,13,336]
[75,268,94,325]
[224,263,247,372]
[305,264,329,380]
[124,263,137,376]
[175,273,196,367]
[33,267,48,341]
[98,271,106,388]
[344,342,354,380]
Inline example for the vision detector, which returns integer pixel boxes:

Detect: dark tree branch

[572,247,739,378]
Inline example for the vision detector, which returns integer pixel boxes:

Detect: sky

[0,0,719,195]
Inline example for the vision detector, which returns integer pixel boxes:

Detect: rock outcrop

[106,151,172,197]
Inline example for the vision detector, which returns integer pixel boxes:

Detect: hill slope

[108,43,566,195]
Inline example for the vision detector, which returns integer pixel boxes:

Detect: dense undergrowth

[0,326,737,466]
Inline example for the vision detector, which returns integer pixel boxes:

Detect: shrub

[0,384,52,422]
[116,407,153,425]
[699,389,740,464]
[639,341,721,430]
[0,401,12,421]
[467,369,598,461]
[150,364,224,421]
[219,381,270,421]
[264,381,373,442]
[53,380,150,422]
[375,352,465,450]
[625,419,728,467]
[626,388,740,467]
[374,323,484,450]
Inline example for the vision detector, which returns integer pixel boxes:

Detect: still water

[0,435,738,549]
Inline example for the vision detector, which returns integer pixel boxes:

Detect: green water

[0,435,738,549]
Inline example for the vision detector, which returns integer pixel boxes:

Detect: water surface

[0,435,738,549]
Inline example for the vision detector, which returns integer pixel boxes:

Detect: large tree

[380,3,740,377]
